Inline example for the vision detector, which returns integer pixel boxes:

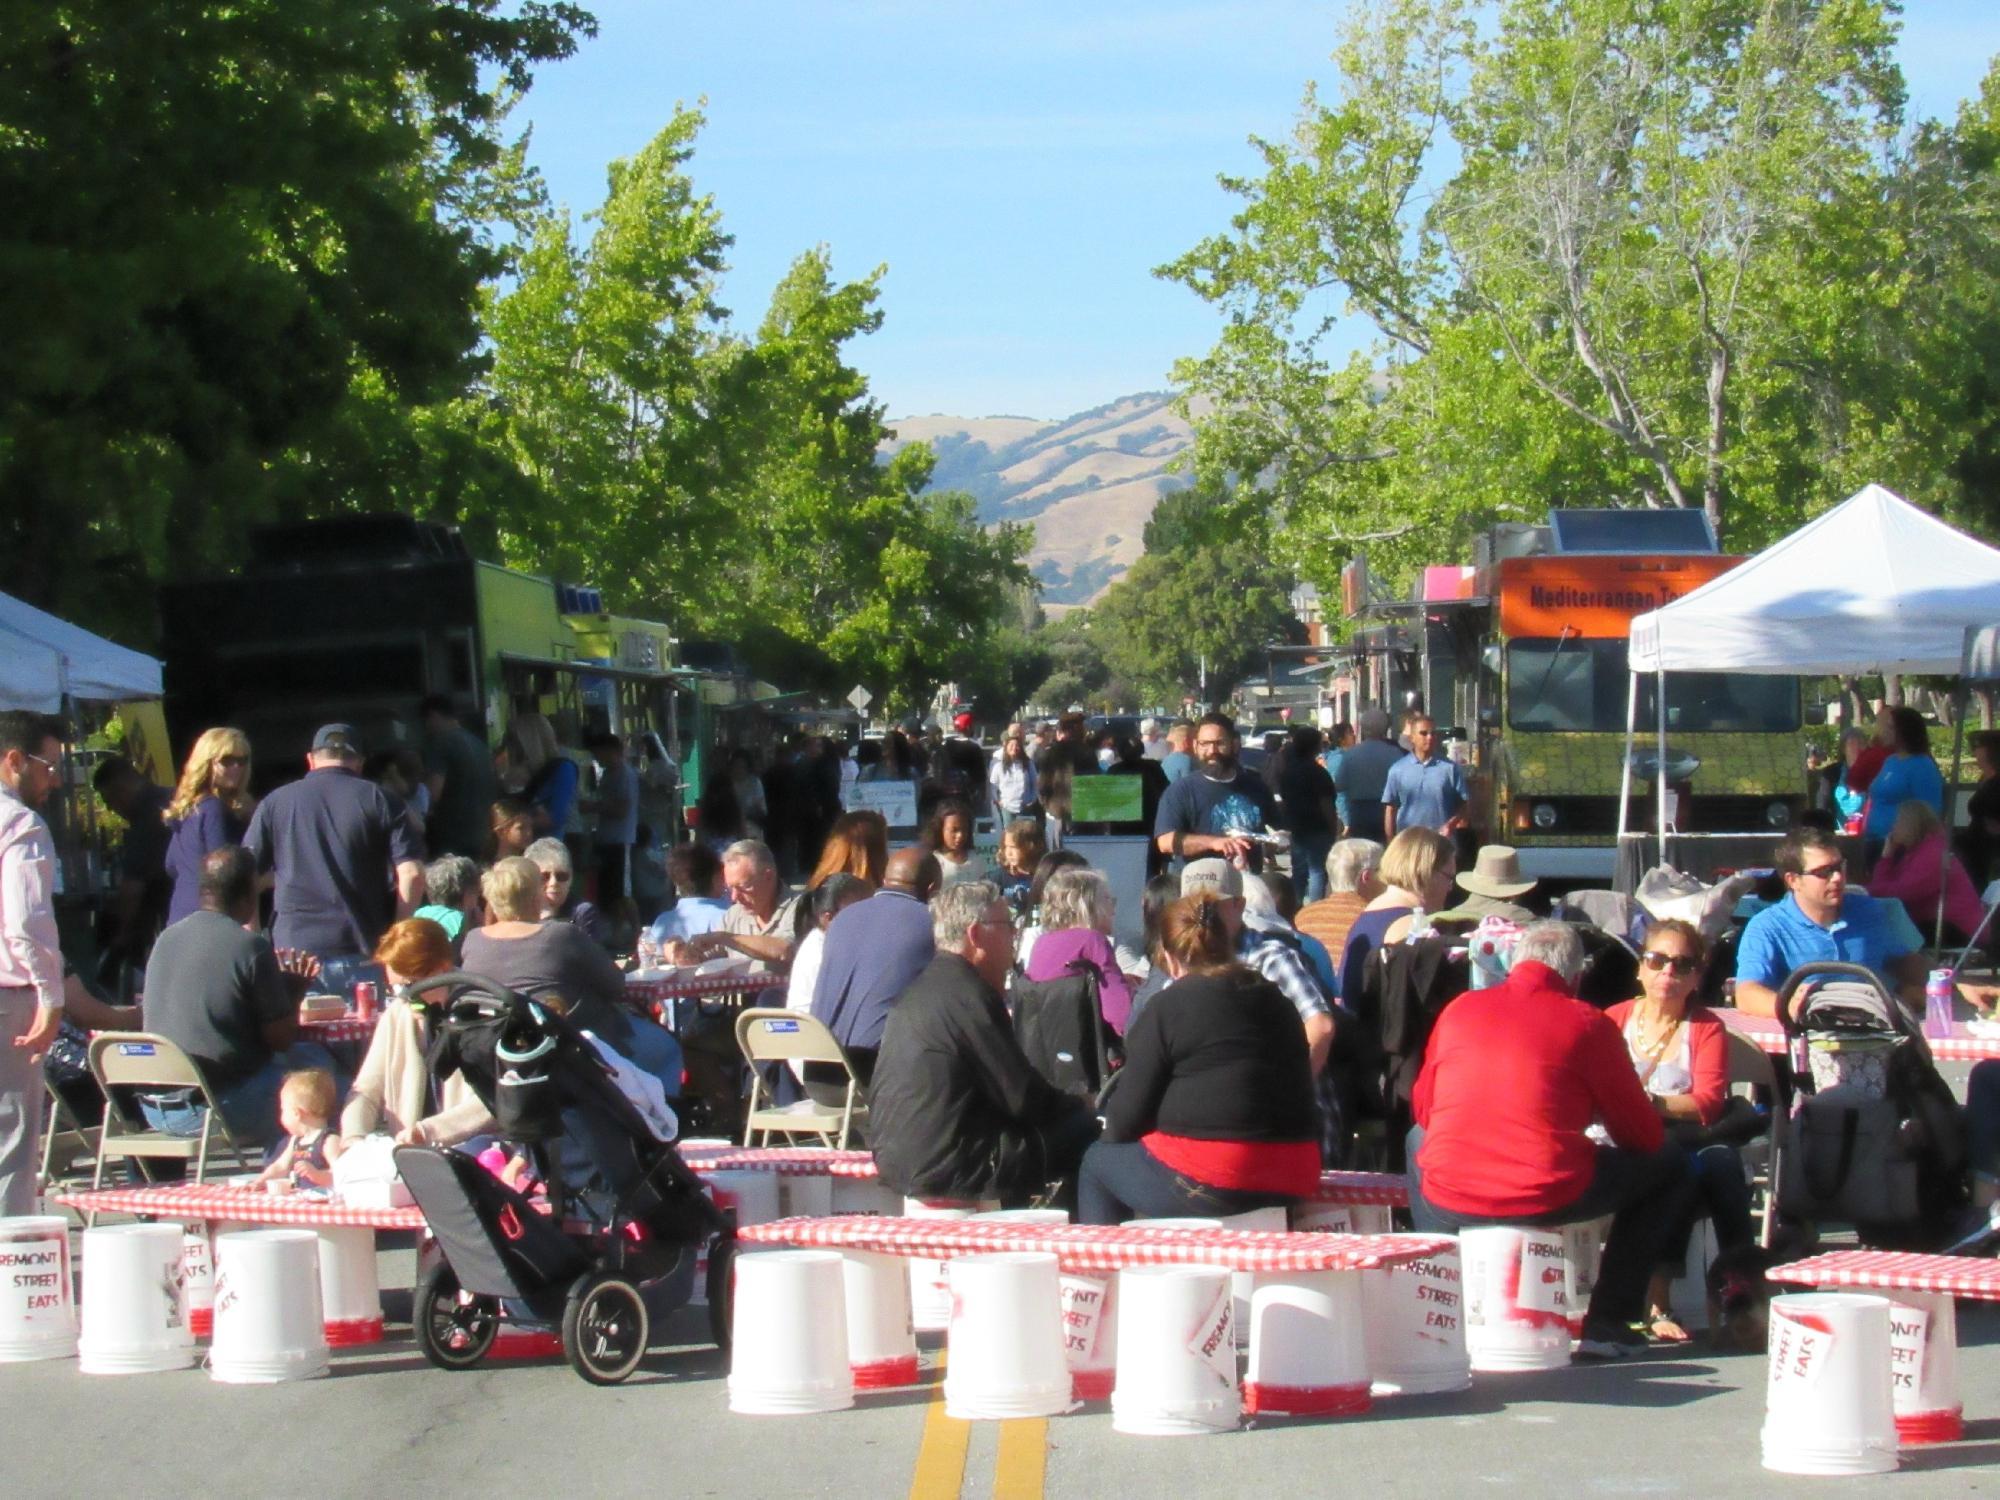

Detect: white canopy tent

[0,589,163,711]
[1617,485,2000,852]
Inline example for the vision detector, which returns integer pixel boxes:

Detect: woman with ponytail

[1077,893,1322,1223]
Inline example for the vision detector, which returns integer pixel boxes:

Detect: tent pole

[1938,689,1968,949]
[1656,669,1669,848]
[1616,670,1638,852]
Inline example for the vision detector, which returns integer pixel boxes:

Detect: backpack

[1011,962,1116,1102]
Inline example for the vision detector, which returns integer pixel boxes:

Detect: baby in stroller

[394,973,734,1384]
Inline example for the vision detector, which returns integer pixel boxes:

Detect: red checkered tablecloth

[625,973,788,1006]
[1717,1008,2000,1063]
[1766,1250,2000,1301]
[679,1145,879,1179]
[52,1182,427,1232]
[735,1216,1451,1274]
[303,1014,379,1046]
[1307,1171,1408,1207]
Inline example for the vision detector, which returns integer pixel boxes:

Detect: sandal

[1646,1306,1693,1344]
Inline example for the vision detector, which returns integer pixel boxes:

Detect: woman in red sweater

[1604,918,1754,1343]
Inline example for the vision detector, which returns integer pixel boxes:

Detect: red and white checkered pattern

[680,1146,879,1179]
[734,1215,1451,1275]
[1717,1007,2000,1062]
[624,973,787,1006]
[303,1015,378,1046]
[53,1183,426,1232]
[1766,1250,2000,1302]
[1307,1171,1408,1207]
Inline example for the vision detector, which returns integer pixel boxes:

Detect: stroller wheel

[706,1235,737,1352]
[413,1261,499,1371]
[563,1271,650,1385]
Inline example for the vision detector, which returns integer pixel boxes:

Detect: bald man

[811,848,942,1085]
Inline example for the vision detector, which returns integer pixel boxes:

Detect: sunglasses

[218,755,249,768]
[1801,862,1846,882]
[23,751,59,773]
[1641,950,1700,977]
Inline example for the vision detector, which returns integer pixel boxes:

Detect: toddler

[257,1069,345,1195]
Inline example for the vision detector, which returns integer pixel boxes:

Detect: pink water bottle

[1923,968,1955,1040]
[353,981,379,1021]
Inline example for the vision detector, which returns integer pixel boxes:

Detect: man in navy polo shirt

[1381,715,1468,838]
[1734,826,1925,1018]
[243,724,424,984]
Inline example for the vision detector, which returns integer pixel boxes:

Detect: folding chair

[733,1009,867,1149]
[1723,1029,1787,1249]
[87,1033,257,1205]
[39,1078,100,1190]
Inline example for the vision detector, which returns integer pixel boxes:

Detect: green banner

[1069,774,1144,823]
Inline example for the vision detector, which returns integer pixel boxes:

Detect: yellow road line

[992,1418,1047,1500]
[909,1354,971,1500]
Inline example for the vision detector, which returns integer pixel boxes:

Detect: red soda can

[353,981,379,1020]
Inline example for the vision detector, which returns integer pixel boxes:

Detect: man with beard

[1152,713,1285,871]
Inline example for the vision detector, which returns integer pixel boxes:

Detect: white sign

[1059,1274,1111,1364]
[847,685,873,712]
[1185,1279,1236,1388]
[1888,1304,1930,1394]
[1769,1307,1836,1391]
[847,779,918,829]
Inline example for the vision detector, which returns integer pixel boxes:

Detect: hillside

[882,392,1201,605]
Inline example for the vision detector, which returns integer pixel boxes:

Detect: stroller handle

[1772,961,1896,1036]
[404,970,526,1014]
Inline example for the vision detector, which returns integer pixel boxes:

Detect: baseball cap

[311,723,362,757]
[1179,858,1244,900]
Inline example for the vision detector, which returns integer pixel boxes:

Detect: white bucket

[904,1197,998,1332]
[0,1215,76,1362]
[694,1172,785,1309]
[829,1179,902,1216]
[728,1249,853,1415]
[1884,1290,1962,1446]
[1560,1217,1609,1337]
[1460,1226,1571,1372]
[1221,1207,1288,1350]
[1362,1236,1471,1396]
[1761,1292,1898,1476]
[943,1252,1072,1420]
[969,1210,1113,1401]
[210,1229,329,1384]
[180,1226,216,1338]
[841,1250,919,1389]
[315,1227,383,1346]
[1110,1264,1239,1436]
[78,1224,192,1375]
[1243,1268,1371,1417]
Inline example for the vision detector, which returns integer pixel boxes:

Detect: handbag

[1667,1095,1767,1150]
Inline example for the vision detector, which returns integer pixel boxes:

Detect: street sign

[847,685,872,712]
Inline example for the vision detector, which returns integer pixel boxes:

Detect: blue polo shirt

[1381,753,1469,832]
[1734,892,1922,990]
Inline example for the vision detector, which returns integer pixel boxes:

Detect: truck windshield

[1507,639,1799,733]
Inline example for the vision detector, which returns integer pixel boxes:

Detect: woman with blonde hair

[163,727,255,926]
[1337,826,1457,1001]
[341,918,494,1147]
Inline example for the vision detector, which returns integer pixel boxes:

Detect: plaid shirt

[1238,928,1347,1165]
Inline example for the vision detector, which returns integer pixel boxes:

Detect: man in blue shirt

[1734,828,1925,1018]
[1153,713,1284,869]
[1336,707,1405,843]
[646,843,732,950]
[1381,716,1469,838]
[811,847,942,1085]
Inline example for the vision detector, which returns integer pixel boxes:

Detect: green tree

[1091,543,1297,706]
[0,0,593,636]
[1159,0,1970,606]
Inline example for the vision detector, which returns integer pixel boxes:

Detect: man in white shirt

[0,712,67,1214]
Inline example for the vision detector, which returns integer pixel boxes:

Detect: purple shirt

[1025,926,1135,1037]
[165,797,247,928]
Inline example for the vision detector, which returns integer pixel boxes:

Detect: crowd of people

[3,697,1999,1364]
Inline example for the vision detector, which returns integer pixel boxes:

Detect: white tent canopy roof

[1628,484,2000,677]
[0,590,163,711]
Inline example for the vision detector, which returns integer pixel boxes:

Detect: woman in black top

[1077,893,1321,1224]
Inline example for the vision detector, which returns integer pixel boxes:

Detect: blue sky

[515,2,2000,422]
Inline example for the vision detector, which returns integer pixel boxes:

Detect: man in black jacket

[869,881,1098,1205]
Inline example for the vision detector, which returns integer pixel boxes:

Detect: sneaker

[1574,1318,1648,1361]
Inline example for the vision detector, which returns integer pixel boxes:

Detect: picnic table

[1716,1007,2000,1063]
[735,1214,1449,1275]
[624,971,787,1033]
[303,1013,379,1046]
[1766,1249,2000,1301]
[52,1182,424,1346]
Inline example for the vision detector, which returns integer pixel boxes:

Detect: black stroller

[394,973,735,1384]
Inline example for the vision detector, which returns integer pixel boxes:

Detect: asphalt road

[2,1244,1996,1500]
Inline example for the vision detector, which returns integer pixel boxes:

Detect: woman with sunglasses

[524,836,609,947]
[1603,917,1754,1343]
[162,728,256,926]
